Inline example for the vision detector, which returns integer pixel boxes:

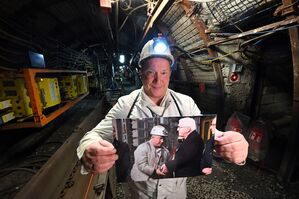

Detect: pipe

[115,0,119,51]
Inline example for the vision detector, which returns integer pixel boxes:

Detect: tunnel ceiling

[0,0,148,69]
[0,0,293,70]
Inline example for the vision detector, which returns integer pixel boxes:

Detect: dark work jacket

[165,130,204,177]
[113,139,131,182]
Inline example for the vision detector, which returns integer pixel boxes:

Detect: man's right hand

[81,140,118,174]
[156,168,166,176]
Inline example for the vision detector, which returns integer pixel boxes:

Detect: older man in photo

[161,117,203,177]
[130,125,170,182]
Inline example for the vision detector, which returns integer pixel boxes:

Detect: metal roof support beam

[277,0,299,183]
[207,16,299,47]
[180,0,226,128]
[142,0,171,41]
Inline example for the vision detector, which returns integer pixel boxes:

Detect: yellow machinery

[36,78,61,108]
[76,75,88,95]
[58,75,78,99]
[0,99,12,110]
[0,68,88,129]
[0,99,15,125]
[1,112,15,125]
[0,78,33,118]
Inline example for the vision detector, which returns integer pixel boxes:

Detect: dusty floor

[116,159,299,199]
[186,159,298,199]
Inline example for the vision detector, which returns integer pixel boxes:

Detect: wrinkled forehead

[140,57,171,71]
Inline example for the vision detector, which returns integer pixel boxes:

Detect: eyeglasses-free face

[141,57,171,105]
[177,126,191,138]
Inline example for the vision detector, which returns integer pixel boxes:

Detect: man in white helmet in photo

[130,125,170,182]
[77,36,249,198]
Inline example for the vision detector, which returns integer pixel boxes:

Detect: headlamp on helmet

[139,37,174,68]
[153,37,168,54]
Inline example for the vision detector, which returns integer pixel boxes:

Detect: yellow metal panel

[58,75,78,99]
[76,75,89,95]
[0,99,12,110]
[36,78,61,108]
[0,78,33,117]
[1,112,15,123]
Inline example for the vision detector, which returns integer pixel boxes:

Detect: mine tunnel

[0,0,298,198]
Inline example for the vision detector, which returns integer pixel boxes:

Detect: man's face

[210,117,217,134]
[151,135,164,148]
[177,126,190,138]
[141,57,171,103]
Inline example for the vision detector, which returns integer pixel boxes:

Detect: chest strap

[170,91,182,117]
[126,92,140,118]
[126,91,183,118]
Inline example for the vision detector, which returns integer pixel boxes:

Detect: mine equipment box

[58,75,78,99]
[0,78,33,117]
[36,78,61,108]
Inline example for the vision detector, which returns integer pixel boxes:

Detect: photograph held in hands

[112,115,215,183]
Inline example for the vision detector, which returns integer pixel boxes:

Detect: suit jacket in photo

[165,130,204,177]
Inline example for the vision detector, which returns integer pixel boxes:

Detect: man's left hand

[214,130,249,165]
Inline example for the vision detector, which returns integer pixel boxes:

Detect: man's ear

[138,71,144,80]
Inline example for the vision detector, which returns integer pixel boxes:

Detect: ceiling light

[119,54,125,63]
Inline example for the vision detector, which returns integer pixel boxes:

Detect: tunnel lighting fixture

[119,54,125,64]
[153,38,168,54]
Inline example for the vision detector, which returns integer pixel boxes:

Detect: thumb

[99,139,114,148]
[214,129,224,139]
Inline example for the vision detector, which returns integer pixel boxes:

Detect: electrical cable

[83,174,94,199]
[0,54,23,64]
[0,167,36,176]
[120,0,132,11]
[119,4,147,32]
[0,65,19,71]
[0,183,26,196]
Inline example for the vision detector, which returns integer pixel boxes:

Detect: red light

[199,83,205,93]
[230,72,239,82]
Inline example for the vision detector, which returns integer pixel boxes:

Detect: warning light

[199,83,206,93]
[230,72,239,82]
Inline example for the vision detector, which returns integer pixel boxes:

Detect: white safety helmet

[139,37,174,68]
[150,125,168,137]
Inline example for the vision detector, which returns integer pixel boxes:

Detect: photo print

[112,115,216,183]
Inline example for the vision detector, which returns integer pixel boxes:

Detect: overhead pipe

[115,0,119,52]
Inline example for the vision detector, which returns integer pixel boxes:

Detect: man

[77,37,249,198]
[200,117,217,175]
[112,126,131,182]
[130,125,170,181]
[161,117,203,177]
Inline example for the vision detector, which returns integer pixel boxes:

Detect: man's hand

[81,140,118,174]
[156,168,166,176]
[202,168,212,175]
[160,164,168,174]
[214,130,248,165]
